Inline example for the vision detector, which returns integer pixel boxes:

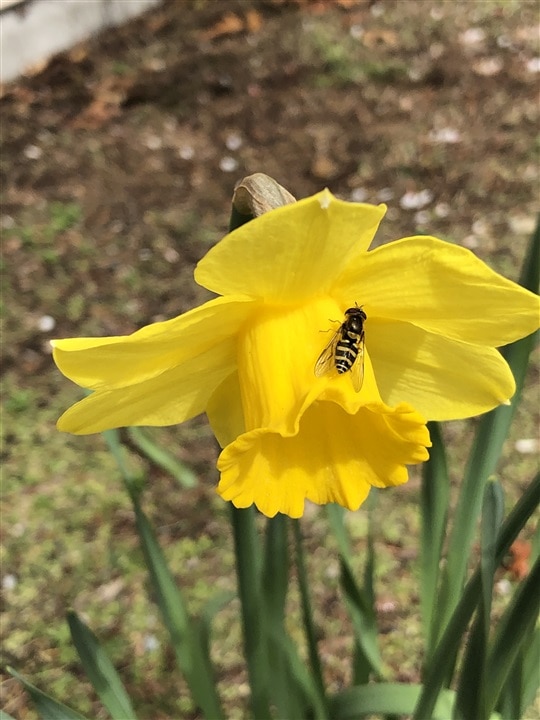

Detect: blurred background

[2,0,539,717]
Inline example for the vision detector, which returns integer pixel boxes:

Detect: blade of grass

[130,490,224,719]
[420,422,450,660]
[453,480,504,720]
[190,591,235,713]
[358,494,377,687]
[363,493,376,615]
[268,630,328,720]
[193,591,236,675]
[413,472,540,720]
[126,427,197,488]
[7,668,87,720]
[327,504,382,681]
[67,611,137,720]
[266,633,308,720]
[496,661,522,720]
[485,553,540,718]
[103,427,223,717]
[521,626,540,714]
[101,428,143,491]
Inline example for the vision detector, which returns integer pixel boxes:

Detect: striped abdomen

[335,330,361,374]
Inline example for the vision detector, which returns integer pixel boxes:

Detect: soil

[1,0,539,718]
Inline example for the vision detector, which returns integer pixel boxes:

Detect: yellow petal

[195,190,386,302]
[52,296,254,390]
[335,235,540,346]
[206,372,245,448]
[368,319,516,420]
[57,334,237,434]
[217,400,430,518]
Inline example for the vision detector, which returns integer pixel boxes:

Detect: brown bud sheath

[232,173,296,218]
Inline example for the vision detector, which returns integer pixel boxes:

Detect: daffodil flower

[52,190,540,517]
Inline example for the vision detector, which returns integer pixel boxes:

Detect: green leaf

[414,472,540,720]
[330,682,457,719]
[519,213,540,291]
[363,494,376,615]
[105,427,223,716]
[189,592,235,717]
[326,504,382,682]
[432,217,540,647]
[479,481,505,628]
[269,631,328,720]
[485,554,540,718]
[7,667,87,720]
[420,422,450,659]
[126,427,197,488]
[453,480,504,720]
[259,518,328,720]
[265,631,309,720]
[496,657,523,720]
[67,611,137,720]
[521,626,540,714]
[101,428,143,492]
[131,492,224,719]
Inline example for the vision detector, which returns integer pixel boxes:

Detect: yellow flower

[52,190,540,517]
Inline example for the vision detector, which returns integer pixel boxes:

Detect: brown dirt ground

[1,0,539,718]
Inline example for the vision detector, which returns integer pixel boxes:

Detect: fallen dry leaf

[71,75,133,129]
[506,539,531,580]
[246,9,263,34]
[200,12,245,41]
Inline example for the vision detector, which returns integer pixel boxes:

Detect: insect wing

[350,332,365,393]
[314,329,340,378]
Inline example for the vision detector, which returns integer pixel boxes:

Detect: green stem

[293,520,328,716]
[230,505,271,720]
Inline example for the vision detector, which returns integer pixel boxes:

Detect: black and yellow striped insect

[314,305,366,392]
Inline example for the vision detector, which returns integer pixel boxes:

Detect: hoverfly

[314,305,366,392]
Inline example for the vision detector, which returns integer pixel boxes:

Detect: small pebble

[219,156,239,172]
[525,57,540,73]
[146,135,162,150]
[400,189,433,210]
[459,27,486,46]
[515,438,538,454]
[376,187,395,202]
[350,187,368,202]
[428,127,461,144]
[24,144,42,160]
[2,574,17,591]
[37,315,56,332]
[225,132,243,151]
[143,634,160,652]
[179,145,194,160]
